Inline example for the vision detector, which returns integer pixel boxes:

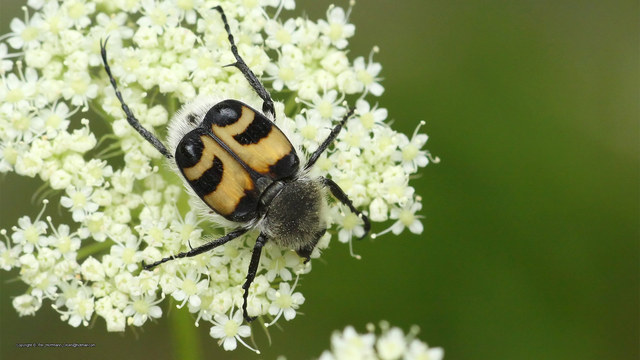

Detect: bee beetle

[100,6,370,322]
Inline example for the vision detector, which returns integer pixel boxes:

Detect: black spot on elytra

[233,118,272,145]
[175,132,204,168]
[204,100,245,127]
[231,191,261,222]
[269,150,299,179]
[191,157,224,197]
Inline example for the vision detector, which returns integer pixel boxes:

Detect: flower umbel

[317,322,444,360]
[0,0,436,353]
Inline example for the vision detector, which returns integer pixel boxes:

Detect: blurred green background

[1,0,637,359]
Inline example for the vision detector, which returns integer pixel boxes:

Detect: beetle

[100,6,369,322]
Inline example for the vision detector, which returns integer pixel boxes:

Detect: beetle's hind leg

[143,228,249,270]
[242,232,269,322]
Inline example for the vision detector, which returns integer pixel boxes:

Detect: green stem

[76,240,113,259]
[31,182,56,205]
[97,149,125,160]
[95,142,124,158]
[168,96,178,116]
[283,92,299,118]
[89,102,111,123]
[94,133,119,149]
[258,317,272,346]
[171,306,203,360]
[148,88,159,106]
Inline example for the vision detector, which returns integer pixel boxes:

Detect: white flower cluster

[0,0,436,353]
[317,322,444,360]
